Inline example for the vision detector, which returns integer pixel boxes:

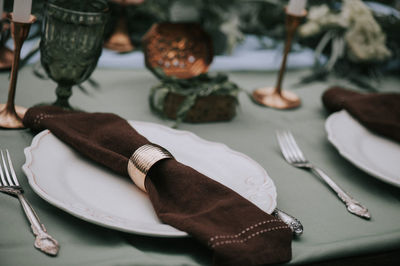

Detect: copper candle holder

[104,16,134,52]
[0,14,36,129]
[252,9,306,109]
[104,0,141,53]
[0,13,13,70]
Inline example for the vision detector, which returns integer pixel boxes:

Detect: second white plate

[23,121,277,237]
[326,110,400,188]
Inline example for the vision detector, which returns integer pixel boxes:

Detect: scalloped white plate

[23,121,277,237]
[326,110,400,188]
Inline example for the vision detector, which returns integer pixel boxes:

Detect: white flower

[300,0,392,62]
[299,22,320,37]
[308,5,331,21]
[342,0,391,62]
[345,17,391,62]
[299,4,347,37]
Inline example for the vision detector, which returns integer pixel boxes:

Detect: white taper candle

[0,0,4,18]
[13,0,32,22]
[287,0,307,16]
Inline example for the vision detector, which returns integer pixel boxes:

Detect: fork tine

[280,131,297,162]
[0,152,7,186]
[6,150,20,186]
[282,131,300,162]
[276,131,294,163]
[276,131,289,161]
[1,150,15,186]
[285,131,306,162]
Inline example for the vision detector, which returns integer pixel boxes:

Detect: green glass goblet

[40,2,109,109]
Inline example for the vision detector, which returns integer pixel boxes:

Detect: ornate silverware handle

[311,167,370,219]
[16,192,59,256]
[272,208,303,236]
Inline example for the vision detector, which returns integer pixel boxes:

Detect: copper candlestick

[0,14,36,129]
[252,9,306,109]
[104,16,134,52]
[104,0,139,53]
[0,13,13,70]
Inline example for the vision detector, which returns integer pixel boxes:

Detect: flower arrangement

[298,0,399,89]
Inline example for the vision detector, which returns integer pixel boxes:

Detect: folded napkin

[322,87,400,143]
[23,106,292,266]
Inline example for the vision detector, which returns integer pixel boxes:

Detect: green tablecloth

[1,67,399,266]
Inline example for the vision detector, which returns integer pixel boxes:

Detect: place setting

[1,0,399,265]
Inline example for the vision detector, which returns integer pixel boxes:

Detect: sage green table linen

[1,67,399,266]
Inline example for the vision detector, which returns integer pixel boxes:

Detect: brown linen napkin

[322,87,400,143]
[23,106,292,266]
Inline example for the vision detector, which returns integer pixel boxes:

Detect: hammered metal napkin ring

[127,144,174,192]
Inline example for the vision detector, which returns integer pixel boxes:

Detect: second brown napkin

[23,106,292,266]
[322,87,400,143]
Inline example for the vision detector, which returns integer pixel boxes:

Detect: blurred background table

[0,66,399,265]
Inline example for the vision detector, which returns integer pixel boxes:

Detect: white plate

[325,110,400,188]
[23,121,277,237]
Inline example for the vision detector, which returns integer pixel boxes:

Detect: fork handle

[17,193,60,256]
[310,167,371,219]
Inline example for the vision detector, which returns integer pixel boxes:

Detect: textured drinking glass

[40,1,109,109]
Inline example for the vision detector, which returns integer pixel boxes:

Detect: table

[1,66,399,266]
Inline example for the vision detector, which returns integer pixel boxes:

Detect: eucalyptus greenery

[149,68,240,126]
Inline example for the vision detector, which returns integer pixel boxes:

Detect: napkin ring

[127,144,174,192]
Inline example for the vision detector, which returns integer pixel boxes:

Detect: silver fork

[0,149,59,255]
[276,131,370,219]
